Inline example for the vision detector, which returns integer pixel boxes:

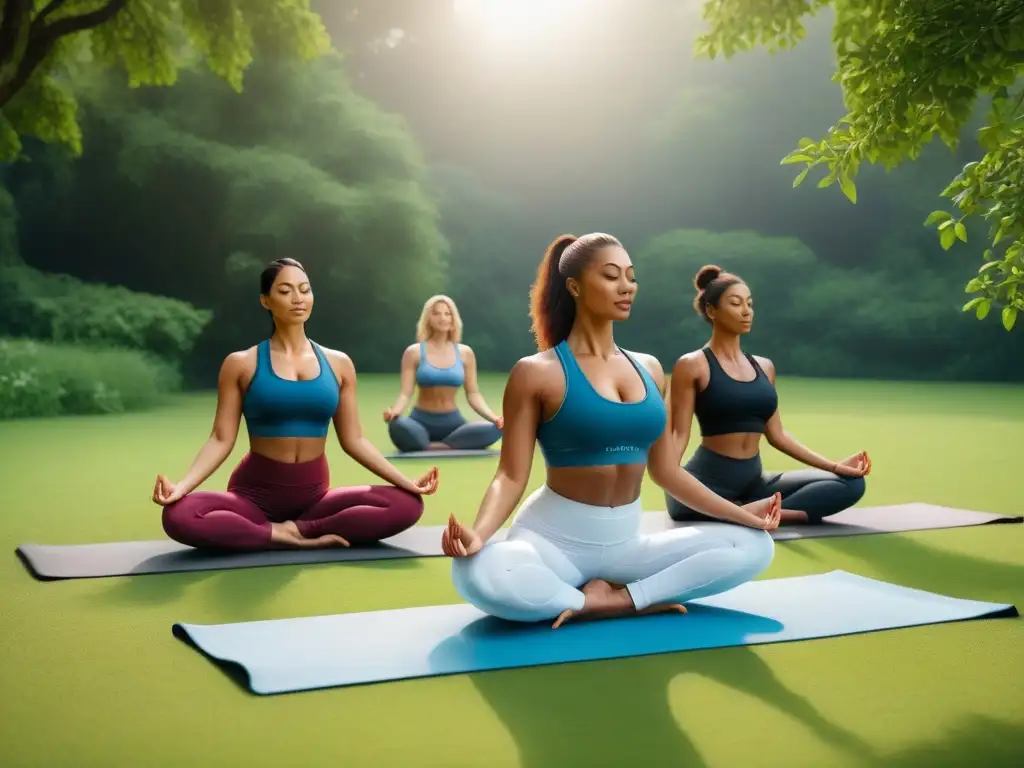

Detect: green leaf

[940,226,957,251]
[839,171,857,203]
[962,297,984,312]
[793,166,811,187]
[954,221,967,242]
[938,219,955,231]
[977,299,992,320]
[797,138,815,149]
[1003,306,1018,331]
[781,154,814,165]
[980,260,1001,273]
[924,210,953,226]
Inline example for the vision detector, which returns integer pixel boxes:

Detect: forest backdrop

[1,0,1022,418]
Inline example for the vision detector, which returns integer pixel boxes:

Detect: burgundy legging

[162,452,424,551]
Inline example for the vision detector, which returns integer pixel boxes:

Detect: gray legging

[666,445,866,524]
[388,408,502,452]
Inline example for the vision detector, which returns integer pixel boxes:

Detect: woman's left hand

[493,415,504,430]
[403,466,440,495]
[833,451,871,478]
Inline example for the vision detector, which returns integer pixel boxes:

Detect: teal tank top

[242,340,340,438]
[536,341,667,468]
[415,341,465,388]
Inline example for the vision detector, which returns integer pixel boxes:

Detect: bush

[0,338,182,419]
[619,228,820,366]
[0,264,212,361]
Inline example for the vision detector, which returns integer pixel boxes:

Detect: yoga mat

[385,448,500,460]
[172,570,1018,695]
[15,524,452,581]
[15,503,1020,580]
[641,502,1023,541]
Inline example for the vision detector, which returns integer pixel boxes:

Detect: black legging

[666,446,866,524]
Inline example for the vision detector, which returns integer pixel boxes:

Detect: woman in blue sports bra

[383,294,503,453]
[664,265,870,526]
[441,234,781,628]
[151,258,439,551]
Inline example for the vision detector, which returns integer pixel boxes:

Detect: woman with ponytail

[151,258,438,551]
[440,234,779,628]
[663,265,870,526]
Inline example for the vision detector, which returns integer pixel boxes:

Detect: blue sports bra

[242,340,340,438]
[416,341,465,388]
[536,341,667,468]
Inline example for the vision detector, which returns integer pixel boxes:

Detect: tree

[696,0,1024,331]
[9,53,447,376]
[0,0,330,162]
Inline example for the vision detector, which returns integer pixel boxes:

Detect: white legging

[451,485,775,622]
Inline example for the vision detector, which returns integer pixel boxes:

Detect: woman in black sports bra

[664,265,871,525]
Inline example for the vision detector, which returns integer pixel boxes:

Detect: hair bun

[694,264,723,291]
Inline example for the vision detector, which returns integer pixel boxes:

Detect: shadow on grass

[464,643,879,768]
[883,714,1024,767]
[796,529,1024,606]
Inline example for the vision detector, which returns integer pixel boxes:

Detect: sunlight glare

[452,0,588,42]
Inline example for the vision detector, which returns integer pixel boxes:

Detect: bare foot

[779,508,809,524]
[270,521,349,549]
[427,442,454,451]
[552,579,686,629]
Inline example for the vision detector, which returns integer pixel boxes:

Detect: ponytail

[529,232,622,351]
[530,235,578,350]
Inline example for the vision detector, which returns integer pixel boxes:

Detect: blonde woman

[384,295,504,452]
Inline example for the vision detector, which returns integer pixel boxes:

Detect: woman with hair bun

[440,235,780,628]
[663,264,870,526]
[152,258,437,551]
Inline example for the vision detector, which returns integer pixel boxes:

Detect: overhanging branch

[0,0,127,108]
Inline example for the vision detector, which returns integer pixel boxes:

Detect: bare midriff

[545,463,648,509]
[249,436,329,464]
[415,385,461,413]
[701,431,762,461]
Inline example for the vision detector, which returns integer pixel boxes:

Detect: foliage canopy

[697,0,1024,330]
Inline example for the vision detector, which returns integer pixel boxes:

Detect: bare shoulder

[627,350,663,375]
[625,349,665,387]
[223,347,256,375]
[316,345,355,379]
[507,350,559,391]
[457,343,476,360]
[753,354,775,380]
[402,343,421,360]
[671,349,707,379]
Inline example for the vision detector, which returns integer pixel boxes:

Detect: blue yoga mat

[173,570,1016,695]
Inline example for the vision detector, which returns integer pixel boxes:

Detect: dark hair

[693,264,744,324]
[260,257,306,295]
[529,232,622,350]
[259,258,307,333]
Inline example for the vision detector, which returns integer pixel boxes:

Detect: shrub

[0,338,182,419]
[0,264,212,361]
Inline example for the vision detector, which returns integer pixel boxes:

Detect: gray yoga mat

[385,449,500,460]
[16,524,456,581]
[15,502,1020,581]
[641,502,1023,540]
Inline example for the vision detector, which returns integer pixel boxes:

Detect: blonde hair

[416,294,463,343]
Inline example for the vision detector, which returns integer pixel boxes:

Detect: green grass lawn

[1,374,1023,767]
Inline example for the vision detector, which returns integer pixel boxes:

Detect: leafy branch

[696,0,1024,330]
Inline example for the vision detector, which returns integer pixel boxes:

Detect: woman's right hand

[743,492,782,531]
[382,407,399,422]
[441,513,483,557]
[152,474,187,506]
